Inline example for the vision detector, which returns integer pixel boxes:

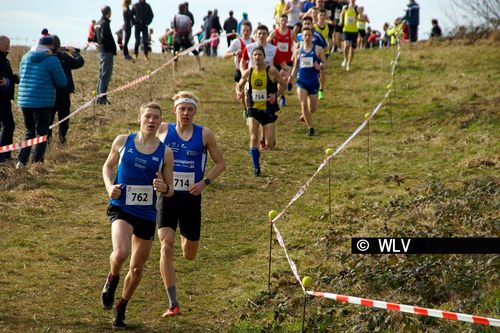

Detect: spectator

[84,20,96,51]
[41,28,49,36]
[274,0,286,28]
[95,5,117,105]
[223,10,238,46]
[48,35,84,145]
[16,35,67,168]
[209,28,220,57]
[237,13,252,36]
[0,35,19,163]
[122,0,135,60]
[184,2,195,27]
[203,10,213,56]
[171,3,202,73]
[132,0,154,59]
[430,19,442,38]
[403,0,420,42]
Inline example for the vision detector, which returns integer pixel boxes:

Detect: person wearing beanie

[48,35,84,145]
[41,28,49,36]
[237,12,252,36]
[95,5,116,105]
[16,35,67,168]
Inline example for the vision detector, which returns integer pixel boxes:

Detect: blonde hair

[140,101,162,115]
[172,91,199,107]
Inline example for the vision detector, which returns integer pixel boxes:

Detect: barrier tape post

[325,148,333,219]
[147,69,152,101]
[267,210,277,290]
[364,113,371,172]
[301,292,308,333]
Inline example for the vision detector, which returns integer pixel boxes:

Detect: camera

[58,47,81,53]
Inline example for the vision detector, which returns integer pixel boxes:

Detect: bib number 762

[126,185,153,205]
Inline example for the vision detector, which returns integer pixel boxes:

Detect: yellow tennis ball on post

[92,90,97,96]
[268,210,277,220]
[147,69,152,75]
[302,276,313,288]
[364,112,370,119]
[325,148,333,156]
[386,83,392,89]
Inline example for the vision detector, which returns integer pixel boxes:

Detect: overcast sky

[0,0,464,52]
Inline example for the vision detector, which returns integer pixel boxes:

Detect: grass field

[0,37,499,332]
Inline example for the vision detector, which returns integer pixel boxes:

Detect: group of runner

[101,94,225,329]
[225,0,375,177]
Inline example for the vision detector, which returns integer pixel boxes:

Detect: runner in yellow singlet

[339,0,358,71]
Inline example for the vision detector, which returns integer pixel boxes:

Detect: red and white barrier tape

[1,33,235,153]
[0,135,47,153]
[308,291,500,327]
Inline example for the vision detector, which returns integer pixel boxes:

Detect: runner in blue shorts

[289,28,326,136]
[156,91,226,318]
[101,102,174,329]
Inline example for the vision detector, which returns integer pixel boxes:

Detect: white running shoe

[341,59,347,67]
[346,64,350,71]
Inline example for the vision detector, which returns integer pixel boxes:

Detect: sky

[0,0,466,52]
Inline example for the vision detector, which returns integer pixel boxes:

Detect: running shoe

[287,82,293,91]
[318,90,325,100]
[341,59,347,67]
[101,274,118,310]
[254,168,262,177]
[112,309,126,329]
[346,64,350,72]
[280,95,286,107]
[162,305,181,317]
[308,128,315,136]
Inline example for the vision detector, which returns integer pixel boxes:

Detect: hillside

[0,38,499,332]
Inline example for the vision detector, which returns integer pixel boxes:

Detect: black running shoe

[254,168,262,177]
[308,128,315,136]
[112,309,126,330]
[101,275,118,310]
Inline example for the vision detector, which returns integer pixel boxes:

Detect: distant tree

[451,0,500,28]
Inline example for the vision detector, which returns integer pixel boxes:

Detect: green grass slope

[0,39,498,332]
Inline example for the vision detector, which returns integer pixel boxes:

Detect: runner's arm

[102,135,127,199]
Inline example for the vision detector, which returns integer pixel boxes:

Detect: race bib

[252,89,267,102]
[300,56,313,68]
[126,185,153,206]
[346,16,356,24]
[174,171,195,191]
[277,42,289,52]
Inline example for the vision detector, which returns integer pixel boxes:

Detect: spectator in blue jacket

[48,35,84,145]
[16,35,67,168]
[403,0,420,42]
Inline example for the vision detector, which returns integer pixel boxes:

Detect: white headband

[174,98,198,108]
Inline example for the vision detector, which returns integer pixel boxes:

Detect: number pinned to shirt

[126,185,153,206]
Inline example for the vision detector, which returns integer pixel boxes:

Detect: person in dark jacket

[48,36,84,145]
[0,35,19,163]
[132,0,154,59]
[403,0,420,42]
[202,10,213,56]
[430,19,442,38]
[122,0,135,60]
[184,2,194,27]
[95,6,117,105]
[223,10,238,46]
[16,35,67,167]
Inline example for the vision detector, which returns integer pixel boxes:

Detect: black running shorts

[107,205,156,240]
[157,192,202,241]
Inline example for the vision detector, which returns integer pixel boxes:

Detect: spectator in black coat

[430,19,442,38]
[95,6,117,105]
[184,2,195,27]
[0,35,19,162]
[122,0,135,60]
[48,36,84,145]
[223,10,238,46]
[132,0,154,59]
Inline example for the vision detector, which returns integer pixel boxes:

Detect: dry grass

[0,40,499,332]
